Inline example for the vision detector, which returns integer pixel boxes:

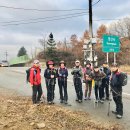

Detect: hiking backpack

[26,68,38,83]
[120,72,128,86]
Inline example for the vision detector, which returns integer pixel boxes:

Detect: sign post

[107,53,109,63]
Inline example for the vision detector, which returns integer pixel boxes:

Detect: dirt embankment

[0,88,123,130]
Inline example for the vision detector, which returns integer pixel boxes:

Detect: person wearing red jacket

[30,60,42,104]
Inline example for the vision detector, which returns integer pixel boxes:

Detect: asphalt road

[0,67,130,130]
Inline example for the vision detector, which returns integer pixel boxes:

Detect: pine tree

[17,46,27,57]
[47,33,56,47]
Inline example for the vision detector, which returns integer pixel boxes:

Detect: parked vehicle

[0,60,9,67]
[0,61,2,67]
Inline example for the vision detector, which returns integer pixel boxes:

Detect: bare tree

[109,17,130,39]
[39,38,46,51]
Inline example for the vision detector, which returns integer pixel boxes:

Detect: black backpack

[26,68,37,83]
[120,72,128,86]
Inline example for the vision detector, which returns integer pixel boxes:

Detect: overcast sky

[0,0,130,60]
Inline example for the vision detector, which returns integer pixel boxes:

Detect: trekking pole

[107,98,110,116]
[107,82,112,116]
[92,80,98,108]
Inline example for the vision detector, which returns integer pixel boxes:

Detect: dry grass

[119,65,130,74]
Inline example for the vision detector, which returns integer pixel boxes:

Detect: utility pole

[5,51,8,61]
[64,38,67,51]
[88,0,94,66]
[89,0,93,37]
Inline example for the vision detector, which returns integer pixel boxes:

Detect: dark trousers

[46,79,55,102]
[102,78,109,99]
[112,91,123,116]
[32,84,42,104]
[58,78,68,101]
[94,85,102,100]
[84,81,92,98]
[47,84,55,102]
[74,78,83,100]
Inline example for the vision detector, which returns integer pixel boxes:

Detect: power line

[0,5,87,12]
[0,11,88,24]
[1,13,87,27]
[93,18,121,21]
[1,17,122,27]
[92,0,102,6]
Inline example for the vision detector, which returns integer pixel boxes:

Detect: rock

[7,100,14,103]
[30,122,35,126]
[37,123,46,129]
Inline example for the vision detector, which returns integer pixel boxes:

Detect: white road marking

[123,92,130,96]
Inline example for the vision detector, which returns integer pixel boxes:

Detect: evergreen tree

[17,46,27,57]
[47,33,56,47]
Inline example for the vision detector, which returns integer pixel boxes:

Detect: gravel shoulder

[0,87,123,130]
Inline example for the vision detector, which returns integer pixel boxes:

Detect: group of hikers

[28,59,125,119]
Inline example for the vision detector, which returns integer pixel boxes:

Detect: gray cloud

[0,0,129,60]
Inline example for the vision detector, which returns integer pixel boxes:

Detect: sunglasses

[76,62,79,63]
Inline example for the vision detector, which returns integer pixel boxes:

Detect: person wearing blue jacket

[57,61,68,104]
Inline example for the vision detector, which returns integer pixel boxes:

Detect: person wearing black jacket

[71,60,83,103]
[101,62,111,100]
[83,62,93,100]
[44,60,57,104]
[93,66,106,103]
[110,63,123,119]
[57,61,68,104]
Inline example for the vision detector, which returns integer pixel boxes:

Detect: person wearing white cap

[30,60,42,104]
[71,60,83,103]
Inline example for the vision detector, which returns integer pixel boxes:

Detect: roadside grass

[119,65,130,74]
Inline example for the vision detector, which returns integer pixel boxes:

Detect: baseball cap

[94,66,99,69]
[47,60,54,65]
[111,63,119,67]
[75,60,80,63]
[34,60,39,64]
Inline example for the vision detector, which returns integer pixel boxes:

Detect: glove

[83,80,86,83]
[63,74,66,77]
[76,71,79,74]
[59,74,62,77]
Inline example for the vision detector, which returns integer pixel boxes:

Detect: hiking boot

[99,100,104,104]
[78,100,82,103]
[64,101,68,104]
[88,97,91,100]
[116,114,122,119]
[52,101,55,104]
[95,100,98,103]
[112,110,117,115]
[106,97,110,101]
[60,100,64,103]
[102,97,105,101]
[48,101,52,105]
[84,97,87,100]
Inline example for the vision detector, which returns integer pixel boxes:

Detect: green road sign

[102,35,120,53]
